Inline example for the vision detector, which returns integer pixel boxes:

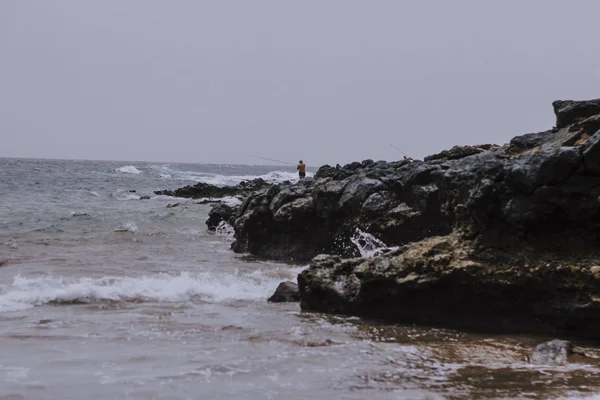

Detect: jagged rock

[139,195,151,200]
[312,179,347,218]
[229,97,600,281]
[206,203,238,231]
[267,281,300,302]
[298,234,600,340]
[506,147,581,194]
[361,191,400,218]
[424,145,488,162]
[528,340,573,365]
[509,130,554,154]
[553,99,600,129]
[314,164,340,179]
[337,177,385,214]
[582,131,600,174]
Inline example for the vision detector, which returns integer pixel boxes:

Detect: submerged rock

[267,281,300,303]
[528,340,573,365]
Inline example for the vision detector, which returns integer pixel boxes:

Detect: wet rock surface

[206,203,238,231]
[298,233,600,340]
[528,340,573,365]
[267,281,300,303]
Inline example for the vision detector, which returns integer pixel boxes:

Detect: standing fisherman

[297,160,306,179]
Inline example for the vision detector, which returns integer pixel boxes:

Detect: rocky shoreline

[161,98,600,341]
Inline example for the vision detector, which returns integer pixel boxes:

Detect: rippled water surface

[1,157,600,400]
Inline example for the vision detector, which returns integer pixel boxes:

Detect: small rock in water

[166,203,182,208]
[197,199,222,205]
[129,190,137,193]
[528,339,573,365]
[268,281,300,303]
[140,195,151,200]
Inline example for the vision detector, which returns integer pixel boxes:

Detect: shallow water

[1,158,600,400]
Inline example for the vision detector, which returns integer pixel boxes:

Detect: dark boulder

[268,281,300,302]
[509,130,554,154]
[582,131,600,174]
[206,203,238,231]
[314,164,340,179]
[337,177,385,214]
[506,147,581,194]
[553,98,600,129]
[361,191,400,218]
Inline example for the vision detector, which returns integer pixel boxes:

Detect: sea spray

[116,166,142,174]
[0,269,302,312]
[350,228,397,258]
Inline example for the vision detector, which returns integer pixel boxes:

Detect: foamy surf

[116,166,142,174]
[150,165,310,186]
[114,222,138,232]
[0,270,302,312]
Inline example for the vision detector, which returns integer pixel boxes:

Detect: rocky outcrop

[154,178,273,199]
[267,281,300,303]
[231,99,600,265]
[423,144,497,162]
[297,234,600,341]
[222,98,600,340]
[206,203,238,231]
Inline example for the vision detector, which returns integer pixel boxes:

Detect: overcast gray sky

[1,1,599,166]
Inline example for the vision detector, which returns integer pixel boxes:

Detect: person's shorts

[299,172,306,178]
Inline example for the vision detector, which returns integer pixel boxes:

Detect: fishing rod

[388,143,410,158]
[239,153,296,166]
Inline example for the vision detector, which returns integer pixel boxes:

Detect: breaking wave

[0,269,306,312]
[116,166,142,174]
[114,222,138,232]
[150,165,309,186]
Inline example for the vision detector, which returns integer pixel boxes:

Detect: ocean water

[1,157,600,400]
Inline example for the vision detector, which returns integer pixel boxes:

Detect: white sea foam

[351,229,398,258]
[150,165,309,186]
[0,270,302,312]
[197,196,243,207]
[216,221,235,237]
[114,222,138,232]
[116,166,142,174]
